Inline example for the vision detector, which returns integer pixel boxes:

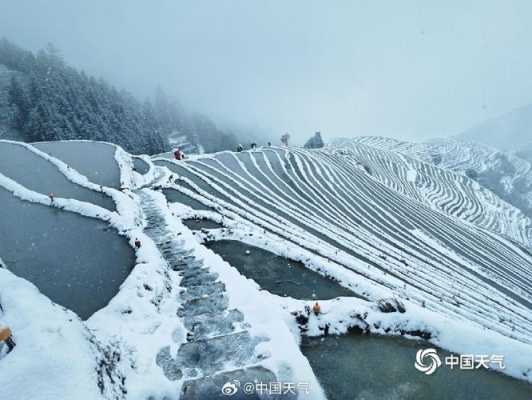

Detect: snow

[1,138,532,400]
[0,268,102,400]
[280,295,532,383]
[406,169,417,183]
[159,191,327,399]
[185,212,532,384]
[160,144,532,384]
[87,223,187,400]
[0,141,174,399]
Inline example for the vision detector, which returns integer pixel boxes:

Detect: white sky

[2,0,532,143]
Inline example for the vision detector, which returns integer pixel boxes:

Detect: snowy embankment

[0,140,181,399]
[0,140,326,399]
[1,138,532,399]
[345,136,532,236]
[157,144,532,384]
[185,217,532,384]
[331,137,532,247]
[154,190,326,399]
[0,269,102,400]
[154,149,532,345]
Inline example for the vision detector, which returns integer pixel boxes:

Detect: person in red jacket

[174,148,184,160]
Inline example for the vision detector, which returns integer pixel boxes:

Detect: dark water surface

[34,141,121,189]
[0,141,114,210]
[204,240,355,300]
[301,333,532,400]
[182,218,223,230]
[133,157,150,174]
[0,187,135,319]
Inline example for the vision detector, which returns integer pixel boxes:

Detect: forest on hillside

[0,38,239,154]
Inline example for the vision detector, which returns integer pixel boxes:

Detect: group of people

[172,130,321,159]
[235,131,322,152]
[298,301,330,336]
[236,142,268,152]
[235,132,292,152]
[305,301,322,316]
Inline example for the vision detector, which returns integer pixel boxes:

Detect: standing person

[0,326,15,354]
[250,142,257,149]
[173,148,184,160]
[312,301,321,316]
[281,133,290,146]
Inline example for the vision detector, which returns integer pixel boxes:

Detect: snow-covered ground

[1,138,531,400]
[331,136,532,246]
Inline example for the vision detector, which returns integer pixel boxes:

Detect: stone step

[180,271,219,287]
[178,293,228,318]
[183,309,244,339]
[182,281,226,300]
[163,250,195,262]
[159,241,187,251]
[169,258,201,270]
[175,331,266,375]
[181,266,212,279]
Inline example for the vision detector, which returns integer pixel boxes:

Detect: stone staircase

[139,190,292,399]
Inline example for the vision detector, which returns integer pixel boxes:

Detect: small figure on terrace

[312,301,321,316]
[173,148,185,161]
[48,192,55,204]
[134,238,142,249]
[0,326,15,354]
[281,133,290,147]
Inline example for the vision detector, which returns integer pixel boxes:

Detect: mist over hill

[0,38,244,155]
[458,104,532,153]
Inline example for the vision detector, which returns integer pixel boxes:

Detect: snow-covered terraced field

[331,137,532,247]
[0,140,322,399]
[348,136,532,227]
[1,138,532,399]
[155,146,532,347]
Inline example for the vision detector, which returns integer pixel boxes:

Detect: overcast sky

[2,0,532,144]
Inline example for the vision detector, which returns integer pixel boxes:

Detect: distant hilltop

[458,103,532,153]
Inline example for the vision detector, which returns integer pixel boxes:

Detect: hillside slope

[0,38,241,155]
[350,136,532,228]
[155,145,532,346]
[1,139,531,400]
[458,104,532,152]
[0,64,23,140]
